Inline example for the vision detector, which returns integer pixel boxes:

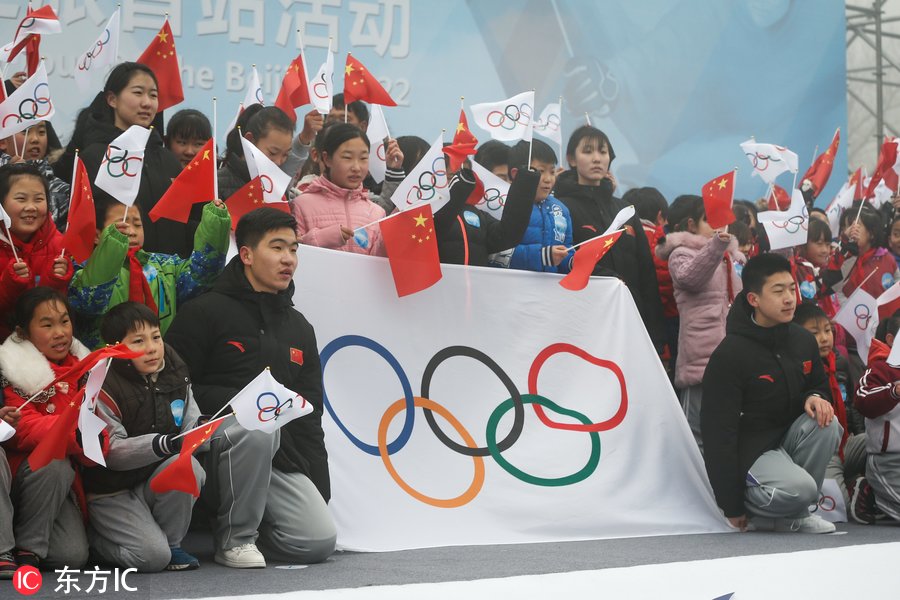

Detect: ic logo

[13,566,42,595]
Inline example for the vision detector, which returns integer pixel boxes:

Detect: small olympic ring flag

[229,368,313,434]
[94,125,152,207]
[0,62,56,139]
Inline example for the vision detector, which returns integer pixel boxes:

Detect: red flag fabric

[28,389,83,472]
[850,168,864,201]
[801,129,840,198]
[47,344,143,393]
[465,171,486,206]
[8,5,59,62]
[864,137,899,200]
[61,157,96,263]
[149,139,216,223]
[877,281,900,320]
[379,205,442,297]
[701,170,736,229]
[343,54,396,107]
[767,185,791,211]
[274,55,311,123]
[224,177,290,231]
[150,419,223,497]
[559,230,624,291]
[444,110,479,171]
[136,20,184,111]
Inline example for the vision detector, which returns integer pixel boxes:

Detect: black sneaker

[14,549,40,569]
[167,547,199,571]
[849,476,877,524]
[0,551,16,579]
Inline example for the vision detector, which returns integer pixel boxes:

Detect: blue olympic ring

[256,391,293,422]
[855,303,872,331]
[78,27,111,71]
[320,335,415,456]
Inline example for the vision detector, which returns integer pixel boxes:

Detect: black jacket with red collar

[701,292,831,518]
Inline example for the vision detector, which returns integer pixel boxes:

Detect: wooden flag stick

[172,412,232,441]
[212,97,219,201]
[60,148,80,258]
[568,228,625,252]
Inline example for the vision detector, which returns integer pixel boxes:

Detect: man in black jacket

[701,253,841,534]
[166,208,335,568]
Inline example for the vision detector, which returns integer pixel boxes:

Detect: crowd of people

[0,59,898,580]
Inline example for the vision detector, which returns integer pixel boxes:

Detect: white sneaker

[748,514,835,534]
[795,514,836,534]
[214,543,266,568]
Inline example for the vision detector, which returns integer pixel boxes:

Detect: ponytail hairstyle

[224,105,294,161]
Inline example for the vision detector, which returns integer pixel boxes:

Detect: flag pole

[460,96,464,111]
[568,228,625,252]
[526,88,535,168]
[558,95,564,163]
[212,97,219,202]
[1,221,18,263]
[344,52,350,124]
[60,148,80,258]
[584,112,591,126]
[172,412,232,441]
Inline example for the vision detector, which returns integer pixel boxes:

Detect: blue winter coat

[509,195,574,273]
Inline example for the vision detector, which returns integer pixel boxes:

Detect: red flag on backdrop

[767,185,791,211]
[136,20,184,111]
[61,157,96,263]
[274,55,311,123]
[149,139,217,223]
[379,205,442,297]
[864,137,900,200]
[224,177,290,231]
[28,389,84,472]
[444,110,479,171]
[150,418,224,497]
[701,170,736,229]
[801,128,840,198]
[559,230,624,291]
[343,54,396,107]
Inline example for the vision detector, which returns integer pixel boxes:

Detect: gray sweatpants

[680,385,703,453]
[867,452,900,521]
[87,456,206,572]
[12,459,88,569]
[0,447,13,554]
[823,433,868,507]
[203,418,336,564]
[745,414,842,519]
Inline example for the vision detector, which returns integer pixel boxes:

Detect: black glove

[152,433,183,457]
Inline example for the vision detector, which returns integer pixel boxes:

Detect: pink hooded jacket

[291,175,386,256]
[657,232,744,388]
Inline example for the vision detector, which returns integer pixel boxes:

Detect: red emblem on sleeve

[290,348,304,366]
[802,360,812,375]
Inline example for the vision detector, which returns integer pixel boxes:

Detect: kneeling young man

[702,253,842,533]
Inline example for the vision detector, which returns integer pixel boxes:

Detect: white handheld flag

[740,139,799,185]
[310,49,334,114]
[0,420,13,443]
[240,136,292,203]
[605,205,636,235]
[0,62,55,139]
[533,102,562,146]
[74,9,120,92]
[9,7,61,51]
[78,359,112,467]
[825,182,855,238]
[471,161,511,219]
[366,104,390,184]
[243,65,264,108]
[94,125,151,207]
[759,189,808,251]
[229,369,313,434]
[391,135,450,212]
[888,326,900,367]
[470,91,535,143]
[834,287,879,360]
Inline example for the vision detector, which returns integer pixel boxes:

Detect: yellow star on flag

[202,150,211,160]
[603,238,615,248]
[413,213,428,227]
[157,30,169,43]
[456,122,466,134]
[345,64,354,76]
[717,178,727,190]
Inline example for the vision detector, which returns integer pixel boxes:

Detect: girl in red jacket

[839,203,899,301]
[0,287,92,569]
[0,163,72,340]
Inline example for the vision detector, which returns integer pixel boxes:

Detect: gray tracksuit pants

[867,452,900,520]
[87,455,205,572]
[0,447,14,554]
[824,432,868,507]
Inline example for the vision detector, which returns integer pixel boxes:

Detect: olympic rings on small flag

[0,82,53,127]
[77,27,111,71]
[101,145,142,178]
[256,392,293,423]
[485,102,533,131]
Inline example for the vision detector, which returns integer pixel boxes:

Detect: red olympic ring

[1,114,22,127]
[528,343,628,432]
[260,174,274,194]
[818,494,836,512]
[376,145,386,161]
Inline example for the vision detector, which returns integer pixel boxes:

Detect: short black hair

[741,252,792,295]
[625,187,668,223]
[12,286,70,334]
[474,140,509,172]
[100,301,159,344]
[508,139,556,174]
[807,217,832,244]
[876,309,900,342]
[733,200,758,226]
[396,135,429,175]
[728,220,751,246]
[93,194,127,227]
[0,163,50,211]
[840,202,886,248]
[226,104,295,160]
[235,207,297,249]
[666,195,704,233]
[332,93,369,124]
[793,301,828,326]
[165,108,212,143]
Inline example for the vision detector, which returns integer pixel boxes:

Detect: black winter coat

[553,170,665,349]
[701,293,831,517]
[165,257,330,501]
[433,169,538,266]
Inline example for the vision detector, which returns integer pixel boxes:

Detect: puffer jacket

[657,232,743,388]
[641,219,677,318]
[508,194,573,273]
[291,174,386,256]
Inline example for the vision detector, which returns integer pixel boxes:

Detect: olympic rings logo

[810,491,836,513]
[772,215,806,234]
[259,174,274,194]
[100,145,142,178]
[746,151,784,172]
[535,113,560,133]
[320,336,628,508]
[313,73,330,100]
[255,86,265,105]
[405,156,448,205]
[855,303,872,331]
[77,27,111,72]
[376,144,386,161]
[486,102,533,131]
[0,82,52,128]
[256,392,294,423]
[477,187,507,211]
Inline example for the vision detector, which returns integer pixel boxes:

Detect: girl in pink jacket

[656,195,744,451]
[291,123,387,256]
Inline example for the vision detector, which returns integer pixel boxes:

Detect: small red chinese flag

[865,137,900,200]
[701,170,736,230]
[28,389,84,472]
[850,167,864,201]
[767,185,791,211]
[343,54,396,107]
[801,128,840,199]
[559,230,624,291]
[379,205,442,297]
[62,157,96,263]
[150,418,223,497]
[224,177,290,231]
[136,20,184,111]
[149,139,217,223]
[274,54,311,123]
[444,109,479,171]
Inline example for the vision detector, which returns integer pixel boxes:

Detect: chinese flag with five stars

[28,389,85,472]
[343,54,396,107]
[61,157,96,263]
[224,177,290,231]
[136,20,184,111]
[559,230,624,291]
[150,418,224,497]
[274,54,311,123]
[149,139,216,223]
[801,128,839,199]
[701,169,736,230]
[444,109,479,171]
[379,205,441,297]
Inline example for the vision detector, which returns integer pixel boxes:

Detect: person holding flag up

[166,208,336,569]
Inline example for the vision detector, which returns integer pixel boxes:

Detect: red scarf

[824,351,849,460]
[723,254,735,304]
[127,247,158,314]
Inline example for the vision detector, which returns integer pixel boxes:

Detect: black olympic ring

[486,103,533,131]
[406,156,448,205]
[313,73,329,99]
[77,27,111,71]
[772,215,806,234]
[256,391,293,422]
[746,151,784,172]
[479,187,506,211]
[102,145,142,178]
[855,303,872,331]
[2,82,52,126]
[419,346,524,457]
